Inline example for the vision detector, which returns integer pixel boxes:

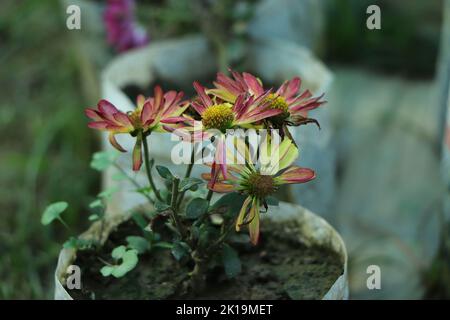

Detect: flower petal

[248,198,260,245]
[108,132,127,152]
[193,81,213,108]
[278,166,316,184]
[243,72,264,96]
[132,134,143,171]
[236,196,252,232]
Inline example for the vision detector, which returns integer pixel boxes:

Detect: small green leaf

[222,244,241,278]
[126,236,150,254]
[41,202,68,225]
[153,242,173,249]
[90,151,118,171]
[155,201,171,212]
[186,198,209,219]
[63,237,94,250]
[111,250,139,278]
[88,214,99,221]
[171,241,190,261]
[212,193,247,218]
[111,245,127,259]
[89,199,103,209]
[98,186,119,200]
[155,165,173,180]
[179,178,203,192]
[100,266,114,277]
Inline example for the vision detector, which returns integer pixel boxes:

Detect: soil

[68,218,343,300]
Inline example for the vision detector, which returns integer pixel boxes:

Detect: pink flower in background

[103,0,149,53]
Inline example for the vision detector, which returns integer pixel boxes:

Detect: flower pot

[99,35,335,219]
[54,201,348,299]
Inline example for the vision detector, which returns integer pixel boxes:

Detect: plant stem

[170,177,188,241]
[176,149,195,208]
[142,134,162,202]
[206,189,213,203]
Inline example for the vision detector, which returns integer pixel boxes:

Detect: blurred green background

[0,0,447,299]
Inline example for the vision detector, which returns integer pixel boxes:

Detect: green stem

[170,177,187,240]
[58,217,70,231]
[142,134,162,202]
[176,149,195,208]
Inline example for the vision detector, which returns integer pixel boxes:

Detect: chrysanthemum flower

[172,82,283,185]
[202,138,315,245]
[209,70,326,133]
[85,86,186,171]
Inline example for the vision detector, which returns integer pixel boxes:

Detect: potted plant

[47,70,348,300]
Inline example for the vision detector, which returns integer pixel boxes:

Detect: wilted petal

[108,132,127,152]
[236,196,252,232]
[248,198,260,245]
[132,134,143,171]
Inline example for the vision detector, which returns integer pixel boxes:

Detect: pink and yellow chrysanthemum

[202,138,315,245]
[85,86,187,171]
[209,70,325,129]
[170,81,283,185]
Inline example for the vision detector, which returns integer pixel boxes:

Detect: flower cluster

[86,70,325,244]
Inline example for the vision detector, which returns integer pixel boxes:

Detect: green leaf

[63,237,94,250]
[88,214,99,221]
[132,213,149,230]
[126,236,150,254]
[90,151,118,171]
[186,198,209,219]
[212,193,247,218]
[155,165,173,180]
[89,199,103,209]
[222,244,241,278]
[101,247,139,278]
[179,178,203,192]
[41,202,68,225]
[171,241,190,261]
[111,245,127,259]
[155,201,171,212]
[112,249,138,278]
[100,266,114,277]
[153,242,173,249]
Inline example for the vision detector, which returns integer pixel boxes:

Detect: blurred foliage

[0,0,98,298]
[325,0,443,78]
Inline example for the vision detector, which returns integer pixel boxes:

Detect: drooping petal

[108,132,127,152]
[132,133,143,171]
[248,198,260,245]
[207,181,236,193]
[277,166,316,184]
[236,196,252,232]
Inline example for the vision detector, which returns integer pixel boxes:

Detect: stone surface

[328,67,444,299]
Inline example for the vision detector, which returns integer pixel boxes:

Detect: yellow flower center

[247,173,276,198]
[264,94,290,125]
[201,103,235,132]
[265,94,289,112]
[128,109,142,129]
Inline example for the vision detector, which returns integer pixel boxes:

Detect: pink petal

[97,99,119,116]
[243,72,264,95]
[132,135,143,171]
[278,167,316,184]
[108,132,127,152]
[193,81,212,107]
[85,108,103,121]
[88,121,109,130]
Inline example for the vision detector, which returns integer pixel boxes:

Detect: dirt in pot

[68,218,343,300]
